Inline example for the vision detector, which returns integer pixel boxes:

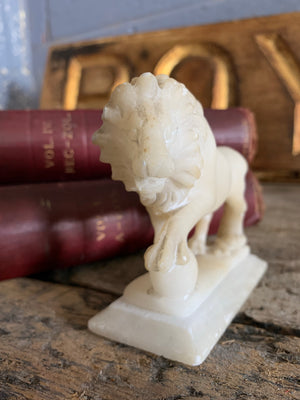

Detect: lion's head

[93,73,211,213]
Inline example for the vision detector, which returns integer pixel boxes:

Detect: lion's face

[93,72,208,214]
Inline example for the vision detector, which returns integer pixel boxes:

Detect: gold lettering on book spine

[62,112,76,173]
[42,121,55,168]
[256,33,300,156]
[42,121,53,135]
[96,219,106,241]
[115,214,125,242]
[154,43,237,109]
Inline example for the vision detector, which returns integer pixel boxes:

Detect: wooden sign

[41,12,300,180]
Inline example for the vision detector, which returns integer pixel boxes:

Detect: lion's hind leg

[188,213,212,256]
[212,187,247,256]
[212,148,248,256]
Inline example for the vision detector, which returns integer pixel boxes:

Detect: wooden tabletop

[0,183,299,399]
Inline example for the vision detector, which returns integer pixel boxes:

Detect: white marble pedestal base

[88,254,267,366]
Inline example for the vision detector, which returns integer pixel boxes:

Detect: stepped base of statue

[88,249,267,366]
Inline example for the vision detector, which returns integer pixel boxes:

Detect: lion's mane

[93,73,211,213]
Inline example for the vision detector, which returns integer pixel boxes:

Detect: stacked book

[0,109,263,280]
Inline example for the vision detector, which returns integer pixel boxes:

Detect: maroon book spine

[0,108,256,184]
[0,172,262,280]
[0,180,153,280]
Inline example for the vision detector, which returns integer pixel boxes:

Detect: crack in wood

[234,313,300,338]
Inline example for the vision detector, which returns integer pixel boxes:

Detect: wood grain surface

[0,183,299,399]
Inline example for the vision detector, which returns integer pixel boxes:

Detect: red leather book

[0,172,263,280]
[0,108,256,184]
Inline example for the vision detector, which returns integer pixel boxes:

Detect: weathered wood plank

[41,183,300,333]
[40,251,145,296]
[0,278,299,400]
[1,183,298,398]
[243,183,300,334]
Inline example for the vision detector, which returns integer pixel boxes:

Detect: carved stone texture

[93,73,251,290]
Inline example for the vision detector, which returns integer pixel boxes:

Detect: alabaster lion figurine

[93,73,248,274]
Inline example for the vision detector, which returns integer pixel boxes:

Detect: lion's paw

[145,240,190,272]
[176,241,191,264]
[144,242,174,273]
[144,244,161,272]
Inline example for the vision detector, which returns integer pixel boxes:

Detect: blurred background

[1,0,300,110]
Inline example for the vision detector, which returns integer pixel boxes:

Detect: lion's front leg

[144,218,184,272]
[145,202,210,272]
[145,208,203,298]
